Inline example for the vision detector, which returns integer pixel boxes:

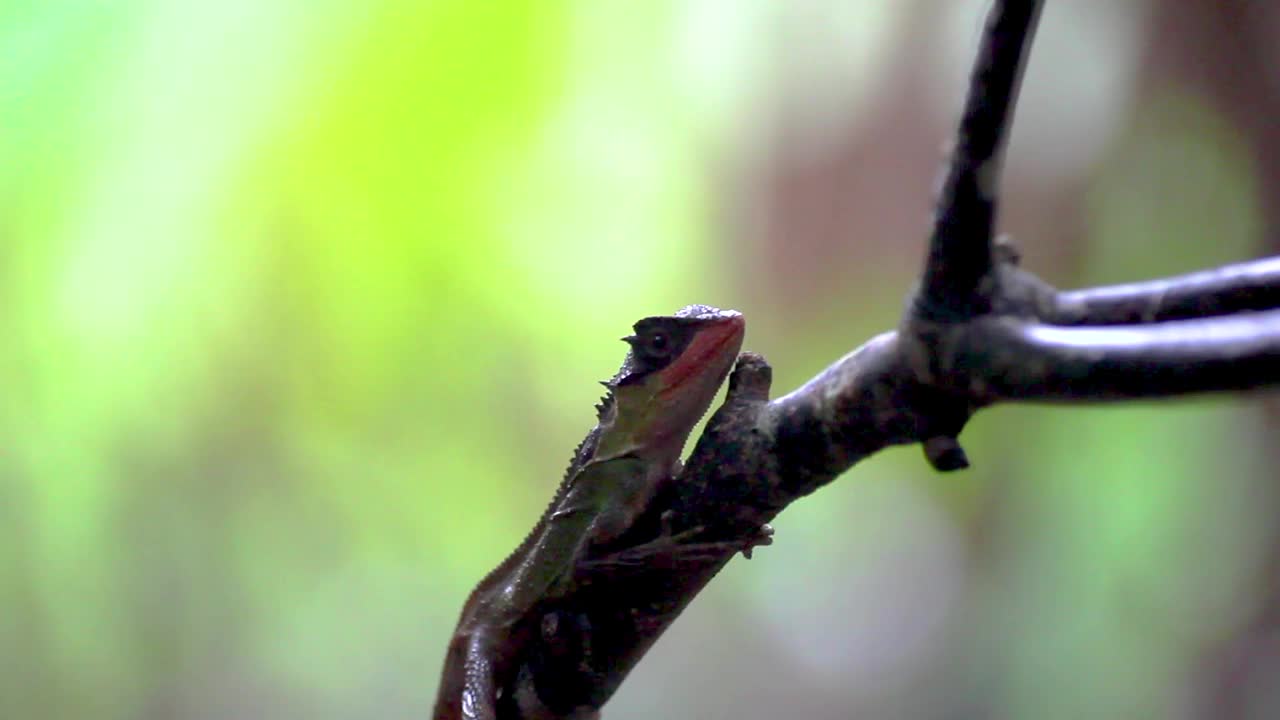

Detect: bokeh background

[4,1,1280,718]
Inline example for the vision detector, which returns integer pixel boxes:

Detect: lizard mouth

[658,312,745,397]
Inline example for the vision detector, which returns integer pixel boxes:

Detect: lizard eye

[645,332,670,357]
[616,320,689,385]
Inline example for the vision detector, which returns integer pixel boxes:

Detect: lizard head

[598,304,745,464]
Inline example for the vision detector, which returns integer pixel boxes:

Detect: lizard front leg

[579,513,774,574]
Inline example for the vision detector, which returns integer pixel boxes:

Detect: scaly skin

[433,305,745,720]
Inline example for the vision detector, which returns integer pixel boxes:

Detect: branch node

[740,523,775,560]
[727,352,772,401]
[994,234,1021,266]
[923,435,970,472]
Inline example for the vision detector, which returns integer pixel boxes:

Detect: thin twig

[1053,256,1280,325]
[956,310,1280,400]
[919,0,1044,319]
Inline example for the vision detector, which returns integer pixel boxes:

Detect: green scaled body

[433,306,745,720]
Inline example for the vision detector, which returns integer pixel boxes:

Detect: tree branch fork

[486,0,1280,715]
[567,236,1280,720]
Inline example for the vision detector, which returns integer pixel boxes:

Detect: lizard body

[433,305,745,720]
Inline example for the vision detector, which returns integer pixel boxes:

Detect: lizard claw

[580,520,773,575]
[658,510,705,543]
[740,523,774,560]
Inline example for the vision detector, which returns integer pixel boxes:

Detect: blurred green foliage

[3,1,742,716]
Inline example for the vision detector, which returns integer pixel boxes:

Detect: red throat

[658,315,745,394]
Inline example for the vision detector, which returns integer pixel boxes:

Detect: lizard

[433,304,750,720]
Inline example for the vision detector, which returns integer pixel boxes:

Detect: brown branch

[487,1,1280,715]
[517,261,1280,716]
[954,308,1280,400]
[1051,256,1280,325]
[919,0,1044,319]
